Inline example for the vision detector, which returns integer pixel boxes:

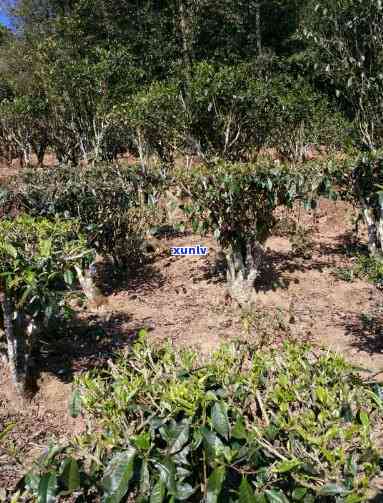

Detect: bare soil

[1,196,383,495]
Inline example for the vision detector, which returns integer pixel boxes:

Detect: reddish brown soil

[1,197,383,495]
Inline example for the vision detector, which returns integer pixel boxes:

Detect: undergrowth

[333,254,383,288]
[16,334,383,502]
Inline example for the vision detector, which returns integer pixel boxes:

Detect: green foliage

[179,161,325,251]
[18,336,382,500]
[330,150,383,256]
[185,61,273,161]
[333,253,383,288]
[354,255,383,288]
[351,151,383,211]
[0,215,92,319]
[302,0,383,149]
[0,95,50,165]
[56,58,349,167]
[264,75,349,161]
[11,164,166,265]
[113,80,184,165]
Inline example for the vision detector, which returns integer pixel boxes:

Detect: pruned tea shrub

[0,215,93,395]
[178,161,326,305]
[9,164,167,266]
[18,335,382,501]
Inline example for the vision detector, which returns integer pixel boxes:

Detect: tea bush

[18,335,382,501]
[0,215,93,395]
[178,161,327,305]
[10,164,167,266]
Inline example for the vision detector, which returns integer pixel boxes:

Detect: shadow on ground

[98,259,166,296]
[26,310,153,394]
[344,309,383,355]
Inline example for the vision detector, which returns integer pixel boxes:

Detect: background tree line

[0,0,381,167]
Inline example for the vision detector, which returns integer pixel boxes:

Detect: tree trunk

[224,241,264,306]
[74,265,106,308]
[177,0,194,86]
[362,205,381,257]
[255,2,262,56]
[1,294,27,396]
[37,143,47,167]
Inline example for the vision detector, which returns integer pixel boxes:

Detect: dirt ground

[1,195,383,496]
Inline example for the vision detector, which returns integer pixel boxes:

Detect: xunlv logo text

[171,245,208,256]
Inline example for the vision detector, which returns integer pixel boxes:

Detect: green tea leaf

[64,269,74,286]
[160,419,189,455]
[359,410,370,428]
[239,478,256,503]
[154,458,177,495]
[201,428,225,459]
[60,457,80,493]
[175,482,195,501]
[292,488,307,500]
[211,402,230,440]
[0,242,17,258]
[315,386,328,404]
[265,489,289,503]
[102,447,137,503]
[273,459,301,473]
[232,417,247,440]
[318,484,348,496]
[38,473,58,503]
[39,239,52,258]
[206,466,226,503]
[68,389,82,418]
[149,480,166,503]
[134,431,151,451]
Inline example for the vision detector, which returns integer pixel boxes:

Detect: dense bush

[0,215,93,395]
[264,75,349,162]
[186,64,348,162]
[179,161,327,304]
[10,164,167,266]
[18,335,382,501]
[303,0,383,150]
[113,81,185,168]
[331,150,383,257]
[0,95,50,166]
[110,62,348,166]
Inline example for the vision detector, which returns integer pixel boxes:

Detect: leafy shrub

[302,0,383,150]
[333,150,383,257]
[112,62,348,165]
[0,215,93,395]
[0,95,50,166]
[185,62,273,161]
[332,267,355,283]
[184,63,347,163]
[290,225,315,259]
[333,254,383,287]
[179,161,326,304]
[18,335,382,501]
[113,81,185,167]
[10,164,166,266]
[265,75,349,162]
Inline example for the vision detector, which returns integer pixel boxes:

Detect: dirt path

[1,198,383,492]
